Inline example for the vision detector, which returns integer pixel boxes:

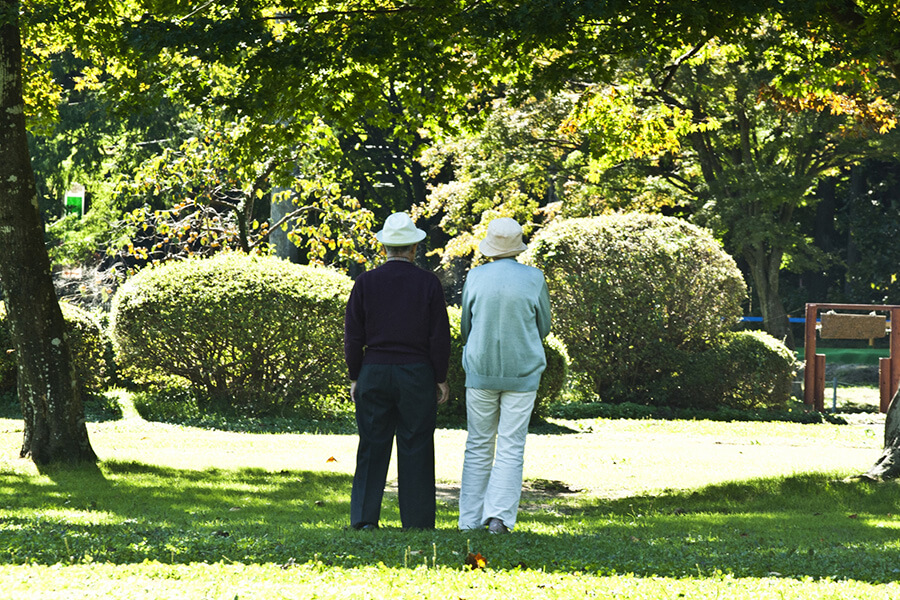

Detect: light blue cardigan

[460,258,552,391]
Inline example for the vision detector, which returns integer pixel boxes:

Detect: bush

[0,301,113,396]
[521,213,747,404]
[549,399,845,424]
[671,330,798,410]
[131,381,203,422]
[443,305,568,424]
[110,253,353,418]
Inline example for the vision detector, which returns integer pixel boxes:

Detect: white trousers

[458,388,536,530]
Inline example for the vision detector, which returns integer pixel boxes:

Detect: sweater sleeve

[459,277,472,346]
[536,277,552,339]
[343,281,366,380]
[429,279,452,383]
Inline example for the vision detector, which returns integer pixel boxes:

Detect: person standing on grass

[344,212,451,531]
[458,217,552,534]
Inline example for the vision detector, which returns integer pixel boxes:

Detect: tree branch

[657,37,712,93]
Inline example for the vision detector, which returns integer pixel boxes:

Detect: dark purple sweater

[344,260,451,383]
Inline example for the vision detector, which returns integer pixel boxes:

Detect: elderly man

[344,212,451,530]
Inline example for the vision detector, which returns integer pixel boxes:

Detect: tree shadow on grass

[509,473,900,583]
[3,465,900,582]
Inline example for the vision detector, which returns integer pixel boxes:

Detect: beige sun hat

[375,212,427,246]
[478,217,527,258]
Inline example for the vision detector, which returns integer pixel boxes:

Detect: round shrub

[443,305,568,423]
[676,330,798,410]
[131,381,203,422]
[110,252,353,417]
[521,213,747,404]
[0,301,113,396]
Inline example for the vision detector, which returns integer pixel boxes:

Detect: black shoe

[355,523,378,531]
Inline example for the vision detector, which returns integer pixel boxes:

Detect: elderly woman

[457,217,552,534]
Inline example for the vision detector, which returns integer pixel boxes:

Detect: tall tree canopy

[8,0,900,464]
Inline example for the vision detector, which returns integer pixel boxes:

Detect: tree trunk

[862,386,900,480]
[0,4,97,466]
[744,243,795,348]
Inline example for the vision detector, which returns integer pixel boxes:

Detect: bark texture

[0,3,96,465]
[863,386,900,481]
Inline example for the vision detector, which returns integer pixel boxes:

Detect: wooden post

[804,304,818,409]
[891,308,900,412]
[814,353,826,412]
[881,357,892,413]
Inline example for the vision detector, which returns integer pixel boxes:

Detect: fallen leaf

[465,552,487,570]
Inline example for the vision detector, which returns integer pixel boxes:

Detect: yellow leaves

[759,85,897,135]
[73,67,103,92]
[564,85,706,177]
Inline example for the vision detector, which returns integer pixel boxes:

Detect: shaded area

[2,464,900,582]
[0,392,121,423]
[549,400,849,424]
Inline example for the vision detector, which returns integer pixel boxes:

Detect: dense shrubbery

[0,301,113,396]
[522,213,749,406]
[111,252,353,418]
[666,330,798,410]
[443,305,568,423]
[549,399,845,424]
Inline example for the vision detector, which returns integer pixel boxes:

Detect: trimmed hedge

[110,253,353,418]
[443,305,568,423]
[522,213,748,405]
[669,330,798,410]
[0,301,113,396]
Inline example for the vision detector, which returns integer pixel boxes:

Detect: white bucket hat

[375,212,427,246]
[479,217,527,258]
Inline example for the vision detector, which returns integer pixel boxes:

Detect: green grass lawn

[1,397,900,598]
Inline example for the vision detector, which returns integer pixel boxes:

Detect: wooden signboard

[819,312,887,339]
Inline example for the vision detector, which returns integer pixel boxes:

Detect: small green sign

[64,191,84,217]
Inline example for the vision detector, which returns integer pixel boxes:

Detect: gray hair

[385,244,416,256]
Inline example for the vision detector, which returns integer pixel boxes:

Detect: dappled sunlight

[2,458,900,582]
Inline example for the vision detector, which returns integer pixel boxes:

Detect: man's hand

[350,380,357,403]
[437,381,449,405]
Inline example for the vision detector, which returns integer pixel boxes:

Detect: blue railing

[741,316,808,323]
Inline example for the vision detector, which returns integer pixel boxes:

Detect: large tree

[559,22,897,345]
[0,0,96,465]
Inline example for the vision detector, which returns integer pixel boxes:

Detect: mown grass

[1,393,899,598]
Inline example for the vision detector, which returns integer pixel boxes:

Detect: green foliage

[110,122,379,270]
[442,305,568,424]
[420,94,593,263]
[522,213,747,403]
[549,400,846,425]
[130,381,203,423]
[110,252,353,417]
[0,301,113,397]
[667,330,798,411]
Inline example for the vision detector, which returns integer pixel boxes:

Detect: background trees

[9,0,900,464]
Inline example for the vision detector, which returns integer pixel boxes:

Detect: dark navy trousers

[351,362,437,529]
